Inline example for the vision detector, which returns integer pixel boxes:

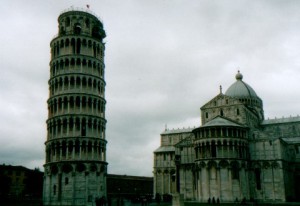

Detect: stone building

[0,165,43,200]
[153,128,193,196]
[43,8,107,206]
[107,174,153,203]
[153,71,300,203]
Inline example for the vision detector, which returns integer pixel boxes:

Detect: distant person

[95,197,100,206]
[141,196,148,206]
[212,197,215,204]
[155,193,161,205]
[102,196,107,206]
[208,197,211,204]
[217,198,220,205]
[241,197,246,205]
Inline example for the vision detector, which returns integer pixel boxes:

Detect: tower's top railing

[51,6,105,40]
[59,6,103,22]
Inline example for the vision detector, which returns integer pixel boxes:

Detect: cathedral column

[162,170,164,194]
[197,170,202,201]
[221,141,224,157]
[201,167,209,201]
[227,142,229,158]
[229,167,233,201]
[217,167,221,200]
[233,143,236,158]
[168,171,171,194]
[240,165,249,199]
[209,142,212,158]
[154,171,157,196]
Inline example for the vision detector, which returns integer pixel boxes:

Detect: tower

[43,8,107,206]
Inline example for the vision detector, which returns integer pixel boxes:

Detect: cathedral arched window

[295,145,299,154]
[53,185,57,195]
[231,162,239,180]
[65,177,69,185]
[237,108,240,115]
[255,168,261,190]
[211,141,216,157]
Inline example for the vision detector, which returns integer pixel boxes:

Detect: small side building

[153,128,193,197]
[0,165,43,201]
[107,174,153,204]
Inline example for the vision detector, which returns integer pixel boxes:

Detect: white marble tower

[43,8,107,206]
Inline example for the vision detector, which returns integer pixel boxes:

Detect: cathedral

[153,71,300,203]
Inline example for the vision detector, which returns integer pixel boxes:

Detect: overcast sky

[1,0,300,176]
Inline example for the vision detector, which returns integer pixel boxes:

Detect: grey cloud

[1,0,300,176]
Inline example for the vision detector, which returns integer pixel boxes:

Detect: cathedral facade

[43,8,107,206]
[154,71,300,203]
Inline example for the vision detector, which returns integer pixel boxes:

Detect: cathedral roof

[281,137,300,144]
[225,71,258,98]
[262,116,300,125]
[161,127,194,135]
[175,135,194,147]
[201,116,245,128]
[154,146,175,153]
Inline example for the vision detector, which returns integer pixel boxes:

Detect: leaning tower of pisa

[43,8,107,206]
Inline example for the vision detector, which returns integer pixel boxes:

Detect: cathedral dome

[225,71,258,98]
